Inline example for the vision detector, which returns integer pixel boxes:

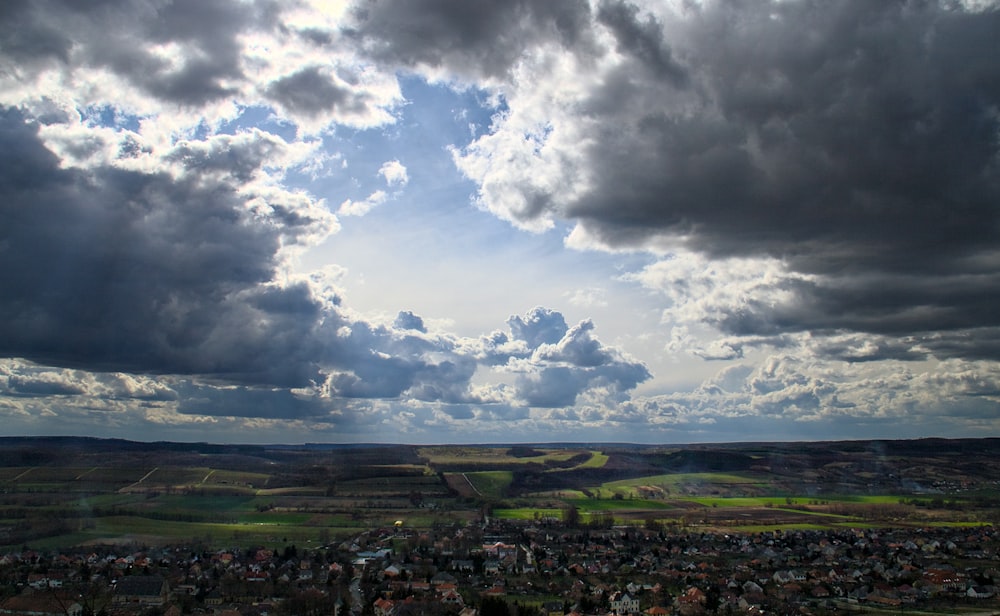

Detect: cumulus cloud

[264,65,370,119]
[378,159,409,186]
[446,0,1000,361]
[0,109,338,386]
[0,0,401,136]
[338,190,388,216]
[477,308,651,408]
[394,311,427,332]
[345,0,596,80]
[508,307,569,349]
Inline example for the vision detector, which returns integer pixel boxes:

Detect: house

[245,568,269,583]
[922,568,965,593]
[204,589,223,606]
[0,594,83,616]
[609,591,639,614]
[114,575,169,606]
[374,597,396,616]
[439,589,464,607]
[676,587,706,606]
[968,586,995,599]
[483,542,518,560]
[431,572,457,586]
[542,601,564,616]
[383,564,401,578]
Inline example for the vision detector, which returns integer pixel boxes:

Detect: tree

[481,596,509,616]
[563,505,580,528]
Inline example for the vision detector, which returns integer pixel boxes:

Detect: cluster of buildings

[1,520,999,615]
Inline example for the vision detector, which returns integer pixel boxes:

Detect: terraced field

[1,437,998,549]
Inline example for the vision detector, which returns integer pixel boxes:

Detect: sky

[1,0,1000,445]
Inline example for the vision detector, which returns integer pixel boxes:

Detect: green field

[3,439,998,550]
[575,451,609,469]
[492,508,564,520]
[418,446,594,468]
[567,497,674,512]
[600,472,763,497]
[465,471,513,498]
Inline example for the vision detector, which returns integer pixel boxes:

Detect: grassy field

[465,471,513,498]
[577,451,609,469]
[3,439,998,550]
[492,508,564,520]
[682,495,910,507]
[418,446,591,468]
[601,472,764,497]
[567,497,674,512]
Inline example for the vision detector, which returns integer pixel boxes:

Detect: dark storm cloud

[444,0,1000,360]
[346,0,595,78]
[176,384,330,420]
[0,0,277,106]
[5,374,87,397]
[324,320,482,403]
[568,1,1000,267]
[595,0,687,84]
[265,66,369,118]
[0,109,501,412]
[0,108,330,387]
[701,271,1000,359]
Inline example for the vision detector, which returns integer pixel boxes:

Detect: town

[2,518,999,616]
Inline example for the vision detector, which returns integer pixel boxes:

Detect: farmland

[1,437,999,550]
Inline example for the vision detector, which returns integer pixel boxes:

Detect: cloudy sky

[2,0,1000,445]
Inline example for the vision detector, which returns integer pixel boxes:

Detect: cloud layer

[1,0,999,443]
[446,0,1000,358]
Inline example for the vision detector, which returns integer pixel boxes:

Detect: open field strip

[143,493,258,512]
[11,466,89,481]
[566,498,674,512]
[729,523,832,533]
[0,468,26,481]
[685,496,789,507]
[464,471,512,498]
[605,472,762,486]
[577,451,609,468]
[526,489,589,499]
[256,486,327,496]
[547,450,609,472]
[418,447,523,465]
[685,494,953,507]
[0,468,27,482]
[600,472,765,497]
[74,467,99,480]
[369,463,436,475]
[492,508,564,520]
[31,517,361,550]
[418,446,591,467]
[767,507,854,519]
[921,520,994,528]
[199,468,270,488]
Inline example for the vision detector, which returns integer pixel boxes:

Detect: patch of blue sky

[217,104,299,142]
[293,75,660,339]
[81,104,141,132]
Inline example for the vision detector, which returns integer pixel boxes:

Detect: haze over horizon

[2,0,1000,445]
